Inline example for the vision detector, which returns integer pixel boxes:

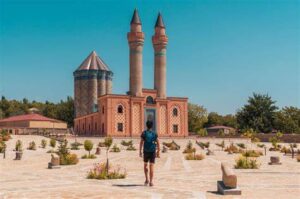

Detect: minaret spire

[128,9,144,97]
[131,8,141,25]
[155,12,165,28]
[152,12,168,99]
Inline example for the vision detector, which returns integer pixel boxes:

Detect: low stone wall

[256,133,300,143]
[192,133,300,143]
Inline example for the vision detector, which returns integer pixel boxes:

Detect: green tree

[104,137,113,173]
[188,103,208,133]
[205,112,223,127]
[274,106,300,134]
[84,140,94,156]
[236,93,278,133]
[50,139,56,148]
[222,114,238,128]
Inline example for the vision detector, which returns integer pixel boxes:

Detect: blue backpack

[142,130,157,153]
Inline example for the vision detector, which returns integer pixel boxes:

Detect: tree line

[188,93,300,134]
[0,93,299,134]
[0,96,74,127]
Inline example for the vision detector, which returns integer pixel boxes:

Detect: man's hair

[146,120,153,130]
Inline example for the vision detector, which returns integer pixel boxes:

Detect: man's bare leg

[144,163,149,185]
[149,163,154,186]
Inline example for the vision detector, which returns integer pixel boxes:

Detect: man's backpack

[143,130,157,153]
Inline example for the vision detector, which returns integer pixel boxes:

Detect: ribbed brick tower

[74,51,113,117]
[127,9,144,97]
[152,13,168,99]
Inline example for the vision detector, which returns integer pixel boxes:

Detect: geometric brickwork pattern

[170,105,181,134]
[114,104,126,134]
[159,105,167,135]
[88,79,97,114]
[132,103,141,135]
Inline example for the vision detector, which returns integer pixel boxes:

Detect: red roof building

[0,113,67,135]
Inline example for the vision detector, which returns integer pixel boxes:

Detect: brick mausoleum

[74,10,188,137]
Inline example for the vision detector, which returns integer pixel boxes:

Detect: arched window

[173,108,178,116]
[117,105,123,114]
[146,96,155,104]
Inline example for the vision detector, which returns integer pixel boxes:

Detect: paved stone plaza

[0,135,299,199]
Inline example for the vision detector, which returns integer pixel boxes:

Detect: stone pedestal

[95,147,101,155]
[15,151,23,160]
[269,156,282,165]
[217,181,241,195]
[48,154,60,169]
[162,146,168,153]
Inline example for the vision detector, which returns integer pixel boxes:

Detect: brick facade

[74,10,188,137]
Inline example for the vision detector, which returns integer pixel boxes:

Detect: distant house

[206,125,236,136]
[0,113,67,135]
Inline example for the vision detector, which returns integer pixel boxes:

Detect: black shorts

[143,152,156,163]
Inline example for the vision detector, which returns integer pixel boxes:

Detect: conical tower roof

[75,51,110,71]
[155,12,165,28]
[131,9,141,25]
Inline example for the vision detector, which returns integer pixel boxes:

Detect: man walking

[139,121,160,186]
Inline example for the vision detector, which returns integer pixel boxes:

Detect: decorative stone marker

[217,163,241,195]
[95,147,101,155]
[15,151,23,160]
[162,146,168,153]
[206,149,214,156]
[269,156,282,165]
[48,154,60,169]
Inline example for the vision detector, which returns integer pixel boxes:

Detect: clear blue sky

[0,0,299,114]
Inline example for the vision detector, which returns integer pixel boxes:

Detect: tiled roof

[0,113,63,123]
[206,125,235,130]
[75,51,110,71]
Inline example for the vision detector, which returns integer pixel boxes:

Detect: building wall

[29,121,67,129]
[74,91,188,137]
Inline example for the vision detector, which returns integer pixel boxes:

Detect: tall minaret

[152,13,168,99]
[127,9,144,97]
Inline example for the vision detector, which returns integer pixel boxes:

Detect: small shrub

[47,149,57,153]
[50,139,56,148]
[280,146,291,154]
[163,140,180,150]
[196,141,209,149]
[236,143,246,149]
[15,140,23,152]
[242,150,262,158]
[121,140,133,146]
[216,141,225,150]
[291,143,297,148]
[185,153,205,160]
[60,153,79,165]
[0,130,11,141]
[27,141,37,150]
[87,163,126,180]
[104,137,113,148]
[70,142,81,150]
[82,154,97,159]
[225,143,242,154]
[98,141,106,147]
[197,129,208,137]
[234,156,260,169]
[84,140,94,156]
[110,144,120,152]
[257,143,265,148]
[0,141,6,153]
[126,145,136,151]
[183,140,196,153]
[41,139,47,148]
